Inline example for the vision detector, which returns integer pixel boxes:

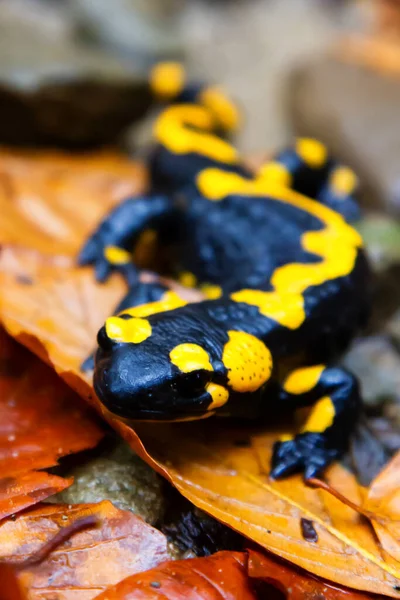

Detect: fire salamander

[79,62,370,479]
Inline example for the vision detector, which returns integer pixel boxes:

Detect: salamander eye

[176,370,211,397]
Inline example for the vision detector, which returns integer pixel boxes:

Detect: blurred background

[0,0,398,211]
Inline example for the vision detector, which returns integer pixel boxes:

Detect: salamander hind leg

[259,137,360,222]
[270,364,361,480]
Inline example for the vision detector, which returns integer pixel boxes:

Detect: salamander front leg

[78,194,174,285]
[270,365,361,480]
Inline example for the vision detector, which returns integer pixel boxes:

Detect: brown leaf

[93,552,258,600]
[248,548,384,600]
[0,328,102,519]
[0,149,147,258]
[1,251,400,596]
[0,565,27,600]
[0,472,72,522]
[0,501,170,600]
[0,328,103,477]
[365,452,400,563]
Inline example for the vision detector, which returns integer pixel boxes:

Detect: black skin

[79,73,369,480]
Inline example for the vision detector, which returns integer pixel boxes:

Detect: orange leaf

[364,452,400,563]
[0,329,103,477]
[0,472,72,522]
[0,565,27,600]
[0,149,147,258]
[0,501,170,600]
[248,548,382,600]
[93,552,258,600]
[0,328,102,519]
[1,251,400,597]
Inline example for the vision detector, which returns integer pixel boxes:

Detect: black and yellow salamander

[79,62,370,480]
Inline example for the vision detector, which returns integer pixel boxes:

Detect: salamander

[79,62,370,480]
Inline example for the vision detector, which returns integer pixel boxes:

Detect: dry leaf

[0,149,147,258]
[0,328,103,477]
[0,501,170,600]
[1,250,400,596]
[248,548,383,600]
[0,328,102,519]
[365,452,400,563]
[0,565,27,600]
[93,552,258,600]
[0,472,72,522]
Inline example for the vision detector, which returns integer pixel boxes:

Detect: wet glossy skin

[79,63,370,479]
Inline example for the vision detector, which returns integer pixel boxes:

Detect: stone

[342,336,400,406]
[0,0,152,148]
[56,437,165,526]
[289,56,400,214]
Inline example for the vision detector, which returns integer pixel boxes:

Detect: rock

[289,56,400,214]
[342,336,400,407]
[0,0,152,148]
[56,437,165,525]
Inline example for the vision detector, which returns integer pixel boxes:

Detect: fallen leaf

[0,501,170,600]
[364,452,400,563]
[0,565,27,600]
[0,328,102,519]
[0,328,103,478]
[0,472,72,522]
[1,250,400,596]
[0,149,147,258]
[248,548,383,600]
[93,552,258,600]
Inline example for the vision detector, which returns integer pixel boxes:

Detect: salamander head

[93,313,229,421]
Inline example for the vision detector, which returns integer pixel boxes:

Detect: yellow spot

[258,161,293,188]
[330,166,358,197]
[104,246,131,265]
[150,62,185,100]
[201,284,223,299]
[296,138,327,168]
[154,105,238,164]
[105,317,151,344]
[179,272,197,288]
[301,396,335,433]
[232,289,305,330]
[283,365,325,395]
[206,382,230,409]
[170,343,213,373]
[199,85,240,132]
[222,331,273,393]
[279,433,294,442]
[196,167,362,330]
[120,291,187,318]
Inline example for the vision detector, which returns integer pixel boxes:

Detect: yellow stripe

[154,105,239,164]
[120,291,187,318]
[195,168,362,330]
